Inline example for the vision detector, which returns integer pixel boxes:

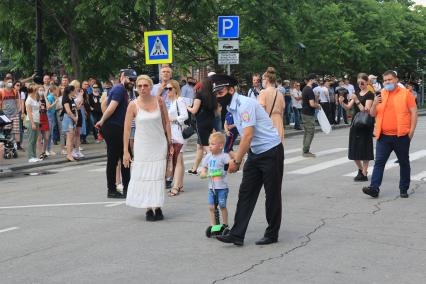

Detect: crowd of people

[0,66,420,245]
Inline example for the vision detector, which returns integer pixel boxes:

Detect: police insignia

[241,112,250,122]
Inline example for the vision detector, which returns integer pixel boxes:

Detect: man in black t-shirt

[96,69,137,198]
[335,79,349,124]
[301,74,321,157]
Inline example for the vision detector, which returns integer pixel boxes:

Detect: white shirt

[313,86,329,102]
[167,97,189,144]
[248,87,262,101]
[290,88,302,109]
[25,96,40,123]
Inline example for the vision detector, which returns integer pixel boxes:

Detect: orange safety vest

[375,87,412,139]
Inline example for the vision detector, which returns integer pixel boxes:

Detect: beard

[124,81,134,90]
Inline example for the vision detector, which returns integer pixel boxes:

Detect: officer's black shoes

[216,233,244,246]
[165,180,172,189]
[146,209,155,222]
[186,169,198,175]
[362,186,379,198]
[154,208,164,221]
[400,189,409,198]
[107,191,126,199]
[255,237,278,245]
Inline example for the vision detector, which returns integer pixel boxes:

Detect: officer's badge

[241,112,250,122]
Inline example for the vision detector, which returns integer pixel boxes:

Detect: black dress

[348,91,374,161]
[194,93,214,146]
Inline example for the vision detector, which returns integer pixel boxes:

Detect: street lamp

[34,0,43,84]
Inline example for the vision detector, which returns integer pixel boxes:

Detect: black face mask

[217,92,232,107]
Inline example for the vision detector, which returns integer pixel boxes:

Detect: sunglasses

[137,84,150,88]
[165,87,174,91]
[93,86,98,89]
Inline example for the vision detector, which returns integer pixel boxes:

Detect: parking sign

[218,16,239,39]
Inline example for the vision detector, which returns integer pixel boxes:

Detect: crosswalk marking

[288,157,350,174]
[284,148,347,165]
[344,150,426,177]
[412,171,426,181]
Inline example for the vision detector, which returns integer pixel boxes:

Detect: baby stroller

[0,111,18,159]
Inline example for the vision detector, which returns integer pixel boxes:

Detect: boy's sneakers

[28,158,41,163]
[400,189,409,198]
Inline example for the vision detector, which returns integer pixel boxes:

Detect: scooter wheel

[13,151,18,158]
[205,226,212,238]
[5,152,12,159]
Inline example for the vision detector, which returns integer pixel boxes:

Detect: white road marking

[105,202,125,207]
[412,171,426,181]
[284,148,301,155]
[0,202,124,210]
[288,157,350,175]
[0,227,19,234]
[344,150,426,177]
[284,148,347,165]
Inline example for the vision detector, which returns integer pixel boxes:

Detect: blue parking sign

[218,16,239,39]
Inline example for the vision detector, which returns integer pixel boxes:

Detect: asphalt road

[1,117,425,284]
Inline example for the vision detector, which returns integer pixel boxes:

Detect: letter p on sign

[218,16,239,39]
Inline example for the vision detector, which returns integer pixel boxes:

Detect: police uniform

[211,74,284,242]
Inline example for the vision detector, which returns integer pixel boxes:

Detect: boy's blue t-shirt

[202,152,230,190]
[47,93,56,114]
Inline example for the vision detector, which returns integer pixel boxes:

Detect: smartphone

[224,164,229,171]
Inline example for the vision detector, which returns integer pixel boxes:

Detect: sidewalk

[1,108,424,176]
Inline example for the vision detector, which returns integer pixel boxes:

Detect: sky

[415,0,426,6]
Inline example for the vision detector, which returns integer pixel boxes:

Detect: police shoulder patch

[241,111,250,122]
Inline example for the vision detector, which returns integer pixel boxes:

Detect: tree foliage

[0,0,425,81]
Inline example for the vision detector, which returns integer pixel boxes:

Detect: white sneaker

[61,150,67,155]
[45,151,50,156]
[79,146,84,151]
[28,158,40,163]
[116,184,124,192]
[77,151,85,158]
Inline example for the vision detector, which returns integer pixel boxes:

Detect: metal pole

[149,0,159,83]
[34,0,43,84]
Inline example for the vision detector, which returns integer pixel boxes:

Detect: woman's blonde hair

[70,80,81,89]
[264,67,277,84]
[136,75,153,87]
[168,79,181,97]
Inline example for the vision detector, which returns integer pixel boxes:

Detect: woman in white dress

[165,80,189,197]
[123,75,173,222]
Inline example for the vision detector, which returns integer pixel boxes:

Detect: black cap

[120,69,137,80]
[210,74,238,93]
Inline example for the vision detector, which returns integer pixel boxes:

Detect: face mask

[38,90,44,96]
[384,83,396,91]
[6,82,13,88]
[372,79,377,84]
[217,92,232,107]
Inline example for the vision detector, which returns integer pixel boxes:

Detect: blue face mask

[384,83,396,91]
[372,79,377,84]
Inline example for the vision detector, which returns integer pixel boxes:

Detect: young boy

[224,111,239,154]
[200,132,230,227]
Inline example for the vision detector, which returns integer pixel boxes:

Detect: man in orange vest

[363,70,418,198]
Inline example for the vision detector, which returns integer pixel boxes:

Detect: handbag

[352,111,372,129]
[176,100,196,139]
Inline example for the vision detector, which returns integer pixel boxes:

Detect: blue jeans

[284,101,291,125]
[208,188,229,208]
[47,112,56,151]
[292,107,301,129]
[370,135,411,191]
[337,105,348,124]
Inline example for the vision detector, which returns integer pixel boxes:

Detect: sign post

[217,16,239,75]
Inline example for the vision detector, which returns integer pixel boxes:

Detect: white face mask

[6,82,13,88]
[38,90,44,96]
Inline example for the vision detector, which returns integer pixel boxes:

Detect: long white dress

[126,101,167,208]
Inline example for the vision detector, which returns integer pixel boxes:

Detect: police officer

[210,74,284,246]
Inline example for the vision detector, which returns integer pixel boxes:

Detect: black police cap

[210,74,238,93]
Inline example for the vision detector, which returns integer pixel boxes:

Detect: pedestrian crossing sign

[144,30,173,64]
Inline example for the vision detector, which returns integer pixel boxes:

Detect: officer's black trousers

[230,144,284,240]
